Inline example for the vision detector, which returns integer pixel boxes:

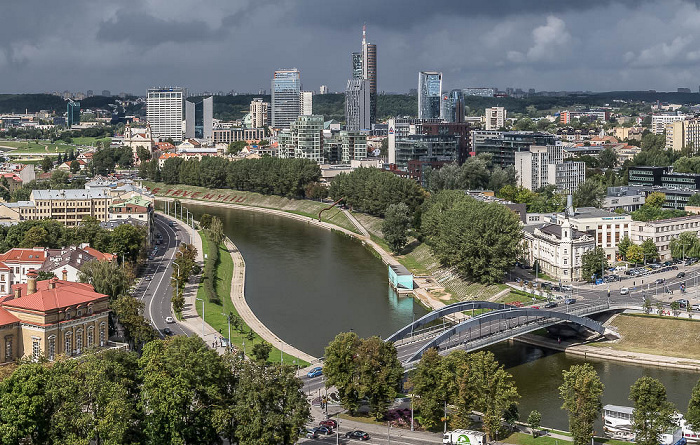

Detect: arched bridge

[389,300,631,366]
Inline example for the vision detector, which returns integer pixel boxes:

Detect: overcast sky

[3,0,700,95]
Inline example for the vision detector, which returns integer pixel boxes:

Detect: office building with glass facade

[271,69,301,129]
[67,100,80,128]
[345,79,371,131]
[418,72,442,119]
[185,96,213,140]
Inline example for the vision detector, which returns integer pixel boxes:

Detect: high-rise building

[67,100,80,128]
[185,96,213,140]
[362,27,377,125]
[271,69,301,129]
[345,79,371,131]
[515,145,585,193]
[147,87,185,142]
[319,85,329,95]
[278,115,324,162]
[101,90,111,97]
[418,72,442,119]
[484,107,507,130]
[250,98,269,128]
[300,91,313,116]
[352,52,364,80]
[441,89,465,123]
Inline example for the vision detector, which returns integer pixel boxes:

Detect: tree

[688,193,700,207]
[646,192,666,208]
[382,202,411,253]
[228,140,247,154]
[323,332,362,413]
[36,271,56,281]
[252,341,272,364]
[70,160,81,174]
[422,191,522,284]
[356,336,403,420]
[137,147,151,162]
[199,213,213,229]
[209,216,224,246]
[626,244,644,265]
[458,351,519,441]
[581,247,608,281]
[527,410,542,436]
[617,235,632,260]
[41,156,53,172]
[19,226,49,248]
[50,169,70,188]
[408,348,451,430]
[629,377,677,445]
[670,231,700,259]
[573,178,605,208]
[111,295,157,346]
[559,363,604,445]
[78,259,134,301]
[641,238,659,263]
[140,336,229,445]
[687,378,700,431]
[0,363,52,444]
[109,224,146,263]
[598,147,618,168]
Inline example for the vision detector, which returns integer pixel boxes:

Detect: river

[186,203,700,431]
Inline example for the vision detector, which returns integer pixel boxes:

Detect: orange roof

[0,307,19,326]
[4,280,107,312]
[82,246,116,262]
[0,248,46,264]
[159,153,179,160]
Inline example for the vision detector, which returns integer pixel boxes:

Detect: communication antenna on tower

[362,23,366,45]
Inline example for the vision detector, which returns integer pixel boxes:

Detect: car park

[307,367,323,378]
[345,430,371,440]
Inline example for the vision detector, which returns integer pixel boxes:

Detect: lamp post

[196,297,205,336]
[173,262,180,312]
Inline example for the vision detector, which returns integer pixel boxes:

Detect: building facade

[340,131,367,163]
[484,107,506,130]
[651,114,687,135]
[631,214,700,260]
[250,98,269,128]
[474,132,556,167]
[555,208,632,260]
[278,115,324,162]
[147,87,185,142]
[184,96,213,141]
[418,72,442,119]
[271,69,301,129]
[300,91,313,116]
[67,101,80,128]
[345,79,371,132]
[665,118,700,151]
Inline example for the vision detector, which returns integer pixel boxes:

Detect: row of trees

[201,215,225,304]
[329,167,426,218]
[0,337,309,445]
[143,157,322,199]
[617,235,659,265]
[423,154,516,193]
[631,192,687,222]
[0,217,146,263]
[421,191,523,284]
[170,243,198,314]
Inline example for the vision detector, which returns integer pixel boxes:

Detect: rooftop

[4,279,108,312]
[30,189,110,200]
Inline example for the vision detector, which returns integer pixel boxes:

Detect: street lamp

[196,297,205,336]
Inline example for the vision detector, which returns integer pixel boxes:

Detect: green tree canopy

[670,231,700,259]
[559,363,604,445]
[629,377,677,445]
[581,247,608,281]
[626,244,644,265]
[382,202,411,253]
[617,235,632,261]
[687,378,700,431]
[573,178,605,208]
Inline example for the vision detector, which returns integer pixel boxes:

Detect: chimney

[27,269,37,295]
[13,287,20,299]
[62,269,68,281]
[49,278,57,290]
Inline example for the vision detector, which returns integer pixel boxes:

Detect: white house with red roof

[0,269,111,363]
[0,248,47,291]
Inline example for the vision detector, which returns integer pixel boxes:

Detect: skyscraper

[300,91,313,115]
[250,98,269,128]
[418,72,442,119]
[185,96,213,140]
[362,26,377,124]
[345,78,371,131]
[271,69,301,129]
[442,89,465,123]
[67,100,80,128]
[147,87,185,141]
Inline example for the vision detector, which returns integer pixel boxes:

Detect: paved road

[133,215,193,338]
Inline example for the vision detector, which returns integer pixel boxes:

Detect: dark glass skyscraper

[418,72,442,119]
[67,100,80,128]
[271,69,301,129]
[347,26,377,126]
[185,96,213,140]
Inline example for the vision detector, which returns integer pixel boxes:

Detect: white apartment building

[523,219,596,282]
[147,87,185,142]
[250,98,269,128]
[556,208,632,261]
[651,114,687,135]
[631,214,700,260]
[484,107,507,131]
[300,91,313,116]
[515,145,585,193]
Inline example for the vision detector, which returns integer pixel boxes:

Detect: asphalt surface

[133,215,193,338]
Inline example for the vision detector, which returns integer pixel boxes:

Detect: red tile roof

[3,280,108,312]
[0,307,19,326]
[0,248,46,264]
[81,246,116,262]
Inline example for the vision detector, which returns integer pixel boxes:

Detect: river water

[186,203,700,431]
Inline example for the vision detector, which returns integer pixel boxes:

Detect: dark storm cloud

[97,10,226,46]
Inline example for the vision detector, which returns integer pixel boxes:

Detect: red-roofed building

[0,248,47,292]
[0,270,110,363]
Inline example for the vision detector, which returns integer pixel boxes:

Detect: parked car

[314,426,333,435]
[307,367,323,378]
[320,419,338,429]
[305,428,319,439]
[163,327,172,336]
[145,276,152,281]
[620,288,629,295]
[677,272,686,278]
[345,430,371,440]
[676,299,689,309]
[544,302,558,308]
[692,304,700,311]
[165,316,174,323]
[561,285,573,292]
[655,278,665,285]
[564,298,576,305]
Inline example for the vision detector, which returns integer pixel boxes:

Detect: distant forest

[2,90,700,123]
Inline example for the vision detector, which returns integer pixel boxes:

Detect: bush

[203,233,221,304]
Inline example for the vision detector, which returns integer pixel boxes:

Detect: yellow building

[0,270,110,363]
[0,189,111,227]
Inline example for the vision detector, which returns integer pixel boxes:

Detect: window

[65,332,72,356]
[77,309,82,317]
[87,327,94,348]
[88,305,93,315]
[99,323,106,347]
[48,336,55,361]
[75,329,83,355]
[4,336,11,361]
[65,309,71,320]
[32,338,40,360]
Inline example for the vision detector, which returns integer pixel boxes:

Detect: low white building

[631,214,700,260]
[555,207,632,261]
[523,219,596,282]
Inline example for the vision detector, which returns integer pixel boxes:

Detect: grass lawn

[504,433,570,445]
[589,313,700,359]
[195,230,308,366]
[70,136,111,146]
[146,182,360,235]
[497,290,545,305]
[0,139,75,154]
